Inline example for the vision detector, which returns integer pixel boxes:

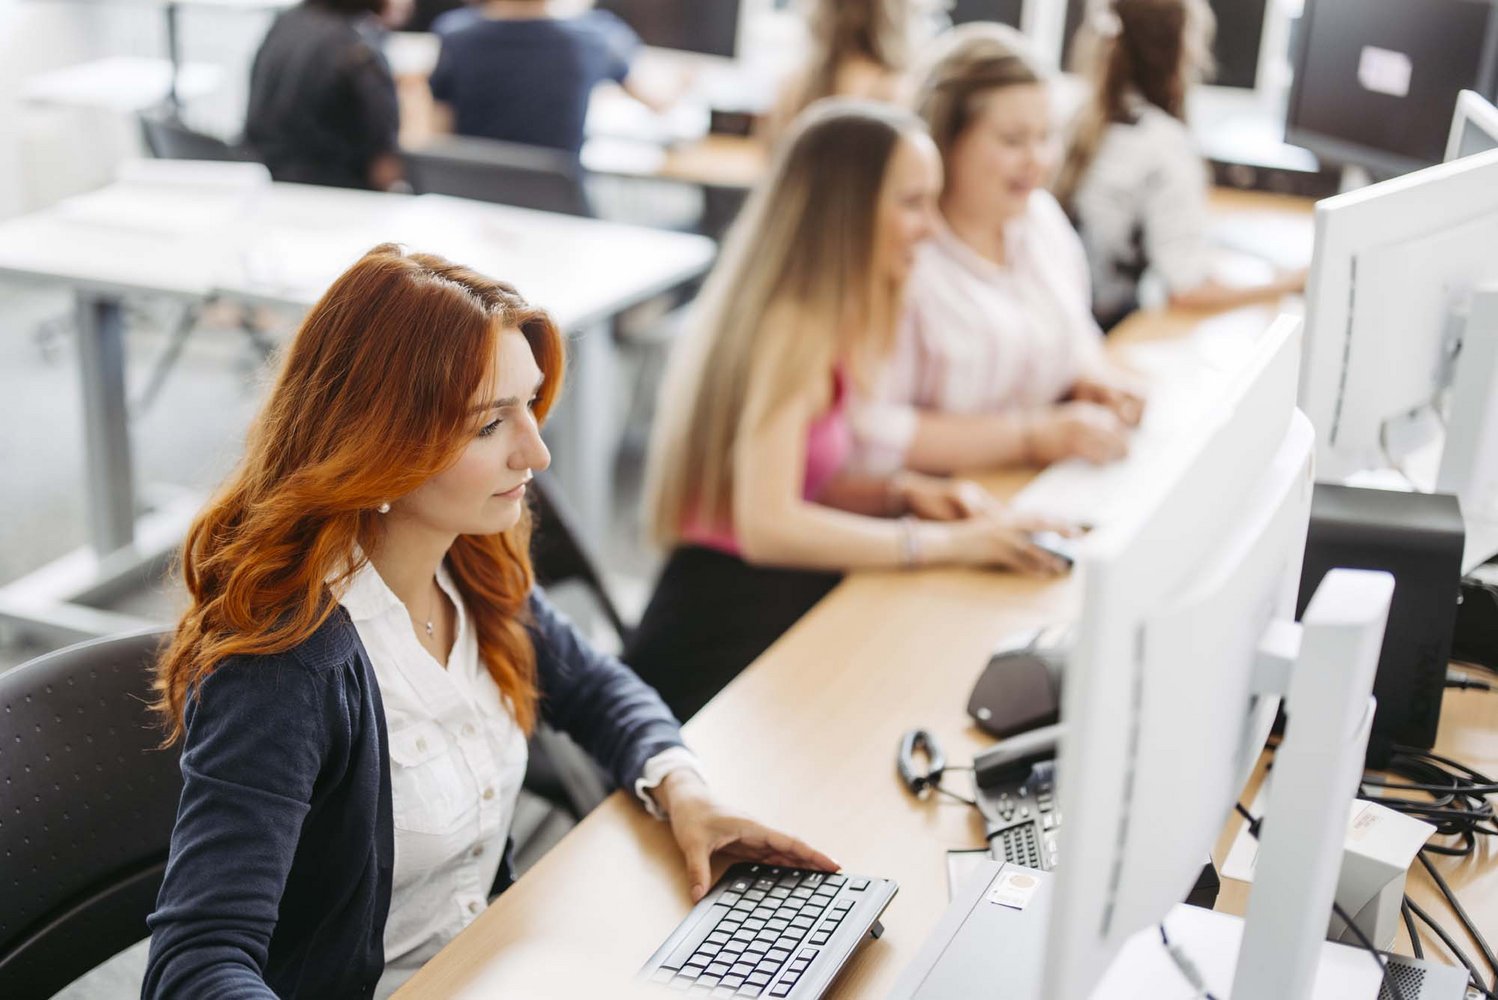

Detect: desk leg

[0,293,177,646]
[544,322,618,549]
[76,292,137,555]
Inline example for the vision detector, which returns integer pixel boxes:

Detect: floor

[0,273,670,998]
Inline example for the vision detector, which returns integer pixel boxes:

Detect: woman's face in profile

[393,328,550,537]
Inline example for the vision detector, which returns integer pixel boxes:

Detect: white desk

[21,56,223,115]
[0,169,715,643]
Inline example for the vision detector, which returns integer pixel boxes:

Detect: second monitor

[595,0,742,58]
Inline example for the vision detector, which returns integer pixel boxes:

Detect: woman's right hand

[1027,402,1130,465]
[928,511,1077,576]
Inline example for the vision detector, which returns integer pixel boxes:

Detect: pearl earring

[377,502,391,514]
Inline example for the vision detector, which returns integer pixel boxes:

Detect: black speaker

[1295,485,1464,766]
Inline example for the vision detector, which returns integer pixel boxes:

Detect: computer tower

[1295,485,1464,766]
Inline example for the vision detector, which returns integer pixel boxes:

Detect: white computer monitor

[1042,316,1392,998]
[1299,147,1498,483]
[1041,315,1299,995]
[1446,90,1498,161]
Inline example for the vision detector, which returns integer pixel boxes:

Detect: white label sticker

[1357,46,1413,98]
[987,868,1042,911]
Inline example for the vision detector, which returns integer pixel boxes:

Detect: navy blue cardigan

[143,588,687,999]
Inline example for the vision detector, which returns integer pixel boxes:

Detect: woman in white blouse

[853,23,1143,477]
[1054,0,1304,330]
[144,245,835,1000]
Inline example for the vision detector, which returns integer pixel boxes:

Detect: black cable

[1407,897,1498,1000]
[1330,899,1405,1000]
[930,784,978,808]
[1158,922,1221,1000]
[1401,899,1423,961]
[1233,802,1405,1000]
[1417,852,1498,993]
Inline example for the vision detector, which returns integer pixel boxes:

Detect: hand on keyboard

[1070,373,1147,428]
[1028,401,1131,465]
[654,771,839,902]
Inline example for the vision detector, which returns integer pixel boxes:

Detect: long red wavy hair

[154,243,565,743]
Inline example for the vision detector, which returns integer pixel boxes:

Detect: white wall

[0,0,269,220]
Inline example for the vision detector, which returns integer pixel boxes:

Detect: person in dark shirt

[244,0,404,189]
[427,0,665,157]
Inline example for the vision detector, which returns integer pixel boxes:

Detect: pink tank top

[682,367,852,556]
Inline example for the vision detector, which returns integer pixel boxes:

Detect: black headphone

[897,728,947,798]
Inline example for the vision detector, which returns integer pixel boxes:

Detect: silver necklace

[419,585,437,639]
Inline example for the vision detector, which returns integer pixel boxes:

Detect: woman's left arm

[527,587,685,791]
[528,589,840,899]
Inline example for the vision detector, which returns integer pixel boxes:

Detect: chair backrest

[525,474,631,819]
[139,110,245,162]
[529,472,631,642]
[403,135,592,217]
[0,630,180,998]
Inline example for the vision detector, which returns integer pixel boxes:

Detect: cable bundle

[1357,744,1497,999]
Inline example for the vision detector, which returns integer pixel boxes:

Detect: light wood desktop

[398,284,1496,995]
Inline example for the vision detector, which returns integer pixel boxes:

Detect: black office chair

[0,630,180,999]
[523,473,634,821]
[402,135,593,217]
[138,108,248,162]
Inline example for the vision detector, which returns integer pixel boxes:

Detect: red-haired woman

[142,244,835,999]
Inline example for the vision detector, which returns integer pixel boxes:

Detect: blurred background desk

[0,167,713,644]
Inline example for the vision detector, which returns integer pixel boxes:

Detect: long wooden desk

[399,203,1495,997]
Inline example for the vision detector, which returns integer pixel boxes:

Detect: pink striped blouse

[851,191,1105,474]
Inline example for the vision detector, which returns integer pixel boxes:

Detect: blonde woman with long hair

[625,101,1070,722]
[1054,0,1304,330]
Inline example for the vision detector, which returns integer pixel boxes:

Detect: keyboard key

[671,975,695,990]
[825,874,847,887]
[754,879,777,892]
[729,878,752,893]
[747,973,772,987]
[705,963,732,977]
[665,905,732,970]
[706,932,731,946]
[721,975,746,989]
[790,887,814,899]
[765,948,790,963]
[735,987,763,998]
[770,984,792,998]
[798,949,820,962]
[804,872,825,886]
[652,968,678,983]
[790,915,814,930]
[766,919,789,933]
[742,919,766,932]
[810,932,831,946]
[850,879,869,891]
[719,892,743,906]
[768,886,791,900]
